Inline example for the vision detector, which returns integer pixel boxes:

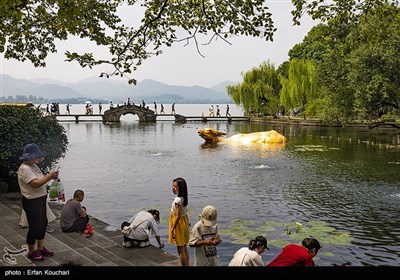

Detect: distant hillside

[0,74,82,99]
[210,80,236,93]
[0,74,234,103]
[29,78,70,86]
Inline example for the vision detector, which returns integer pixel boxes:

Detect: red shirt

[267,244,314,267]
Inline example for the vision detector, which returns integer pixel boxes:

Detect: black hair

[302,237,321,252]
[248,236,268,250]
[173,177,188,207]
[73,189,84,198]
[148,209,160,222]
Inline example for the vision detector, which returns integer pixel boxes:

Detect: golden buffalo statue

[198,128,287,145]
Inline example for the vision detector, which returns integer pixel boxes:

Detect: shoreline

[250,116,400,129]
[0,192,181,267]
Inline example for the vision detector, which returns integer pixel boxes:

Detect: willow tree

[279,59,316,119]
[227,60,281,116]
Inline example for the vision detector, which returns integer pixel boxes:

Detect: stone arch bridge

[102,104,186,122]
[102,104,156,122]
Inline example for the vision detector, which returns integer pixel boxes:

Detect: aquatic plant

[220,219,352,251]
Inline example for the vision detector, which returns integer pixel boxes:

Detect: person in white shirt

[188,205,222,266]
[17,143,59,261]
[120,209,164,249]
[228,236,269,266]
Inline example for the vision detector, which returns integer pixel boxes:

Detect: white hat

[201,205,217,226]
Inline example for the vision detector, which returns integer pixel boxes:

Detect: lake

[54,104,400,266]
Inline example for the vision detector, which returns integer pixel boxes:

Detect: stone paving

[0,193,181,267]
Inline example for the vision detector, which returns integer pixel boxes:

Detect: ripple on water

[254,164,272,169]
[59,121,400,266]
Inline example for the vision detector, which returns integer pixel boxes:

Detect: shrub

[0,105,68,191]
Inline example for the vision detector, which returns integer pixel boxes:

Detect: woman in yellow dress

[169,177,190,266]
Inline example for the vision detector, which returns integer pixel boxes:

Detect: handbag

[121,226,132,237]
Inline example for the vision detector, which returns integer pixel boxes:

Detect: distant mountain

[29,78,70,86]
[210,80,236,93]
[0,74,82,99]
[0,74,233,103]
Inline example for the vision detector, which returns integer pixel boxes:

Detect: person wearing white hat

[17,143,59,261]
[188,205,222,266]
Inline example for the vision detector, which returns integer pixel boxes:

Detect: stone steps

[0,194,180,267]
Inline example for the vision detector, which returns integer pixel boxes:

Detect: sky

[0,1,317,88]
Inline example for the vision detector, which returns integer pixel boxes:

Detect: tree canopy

[3,0,394,83]
[288,2,400,122]
[291,0,399,25]
[1,0,276,84]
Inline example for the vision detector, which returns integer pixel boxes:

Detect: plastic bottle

[57,178,65,203]
[49,179,59,201]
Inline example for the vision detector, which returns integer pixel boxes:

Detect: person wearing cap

[267,237,321,267]
[17,143,59,261]
[228,236,269,266]
[188,205,222,266]
[120,209,164,249]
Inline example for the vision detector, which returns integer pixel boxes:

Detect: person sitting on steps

[60,190,90,238]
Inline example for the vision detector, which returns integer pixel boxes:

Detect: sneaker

[46,226,54,233]
[139,241,150,248]
[27,250,44,261]
[122,241,133,248]
[38,247,54,257]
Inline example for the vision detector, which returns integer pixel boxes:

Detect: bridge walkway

[52,105,248,123]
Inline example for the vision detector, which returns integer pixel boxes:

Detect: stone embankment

[0,193,180,267]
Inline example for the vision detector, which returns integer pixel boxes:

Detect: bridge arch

[102,104,157,122]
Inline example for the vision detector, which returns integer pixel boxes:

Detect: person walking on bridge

[153,102,157,114]
[226,105,231,117]
[216,105,221,117]
[171,103,176,114]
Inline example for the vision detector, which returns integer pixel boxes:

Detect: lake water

[54,104,400,266]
